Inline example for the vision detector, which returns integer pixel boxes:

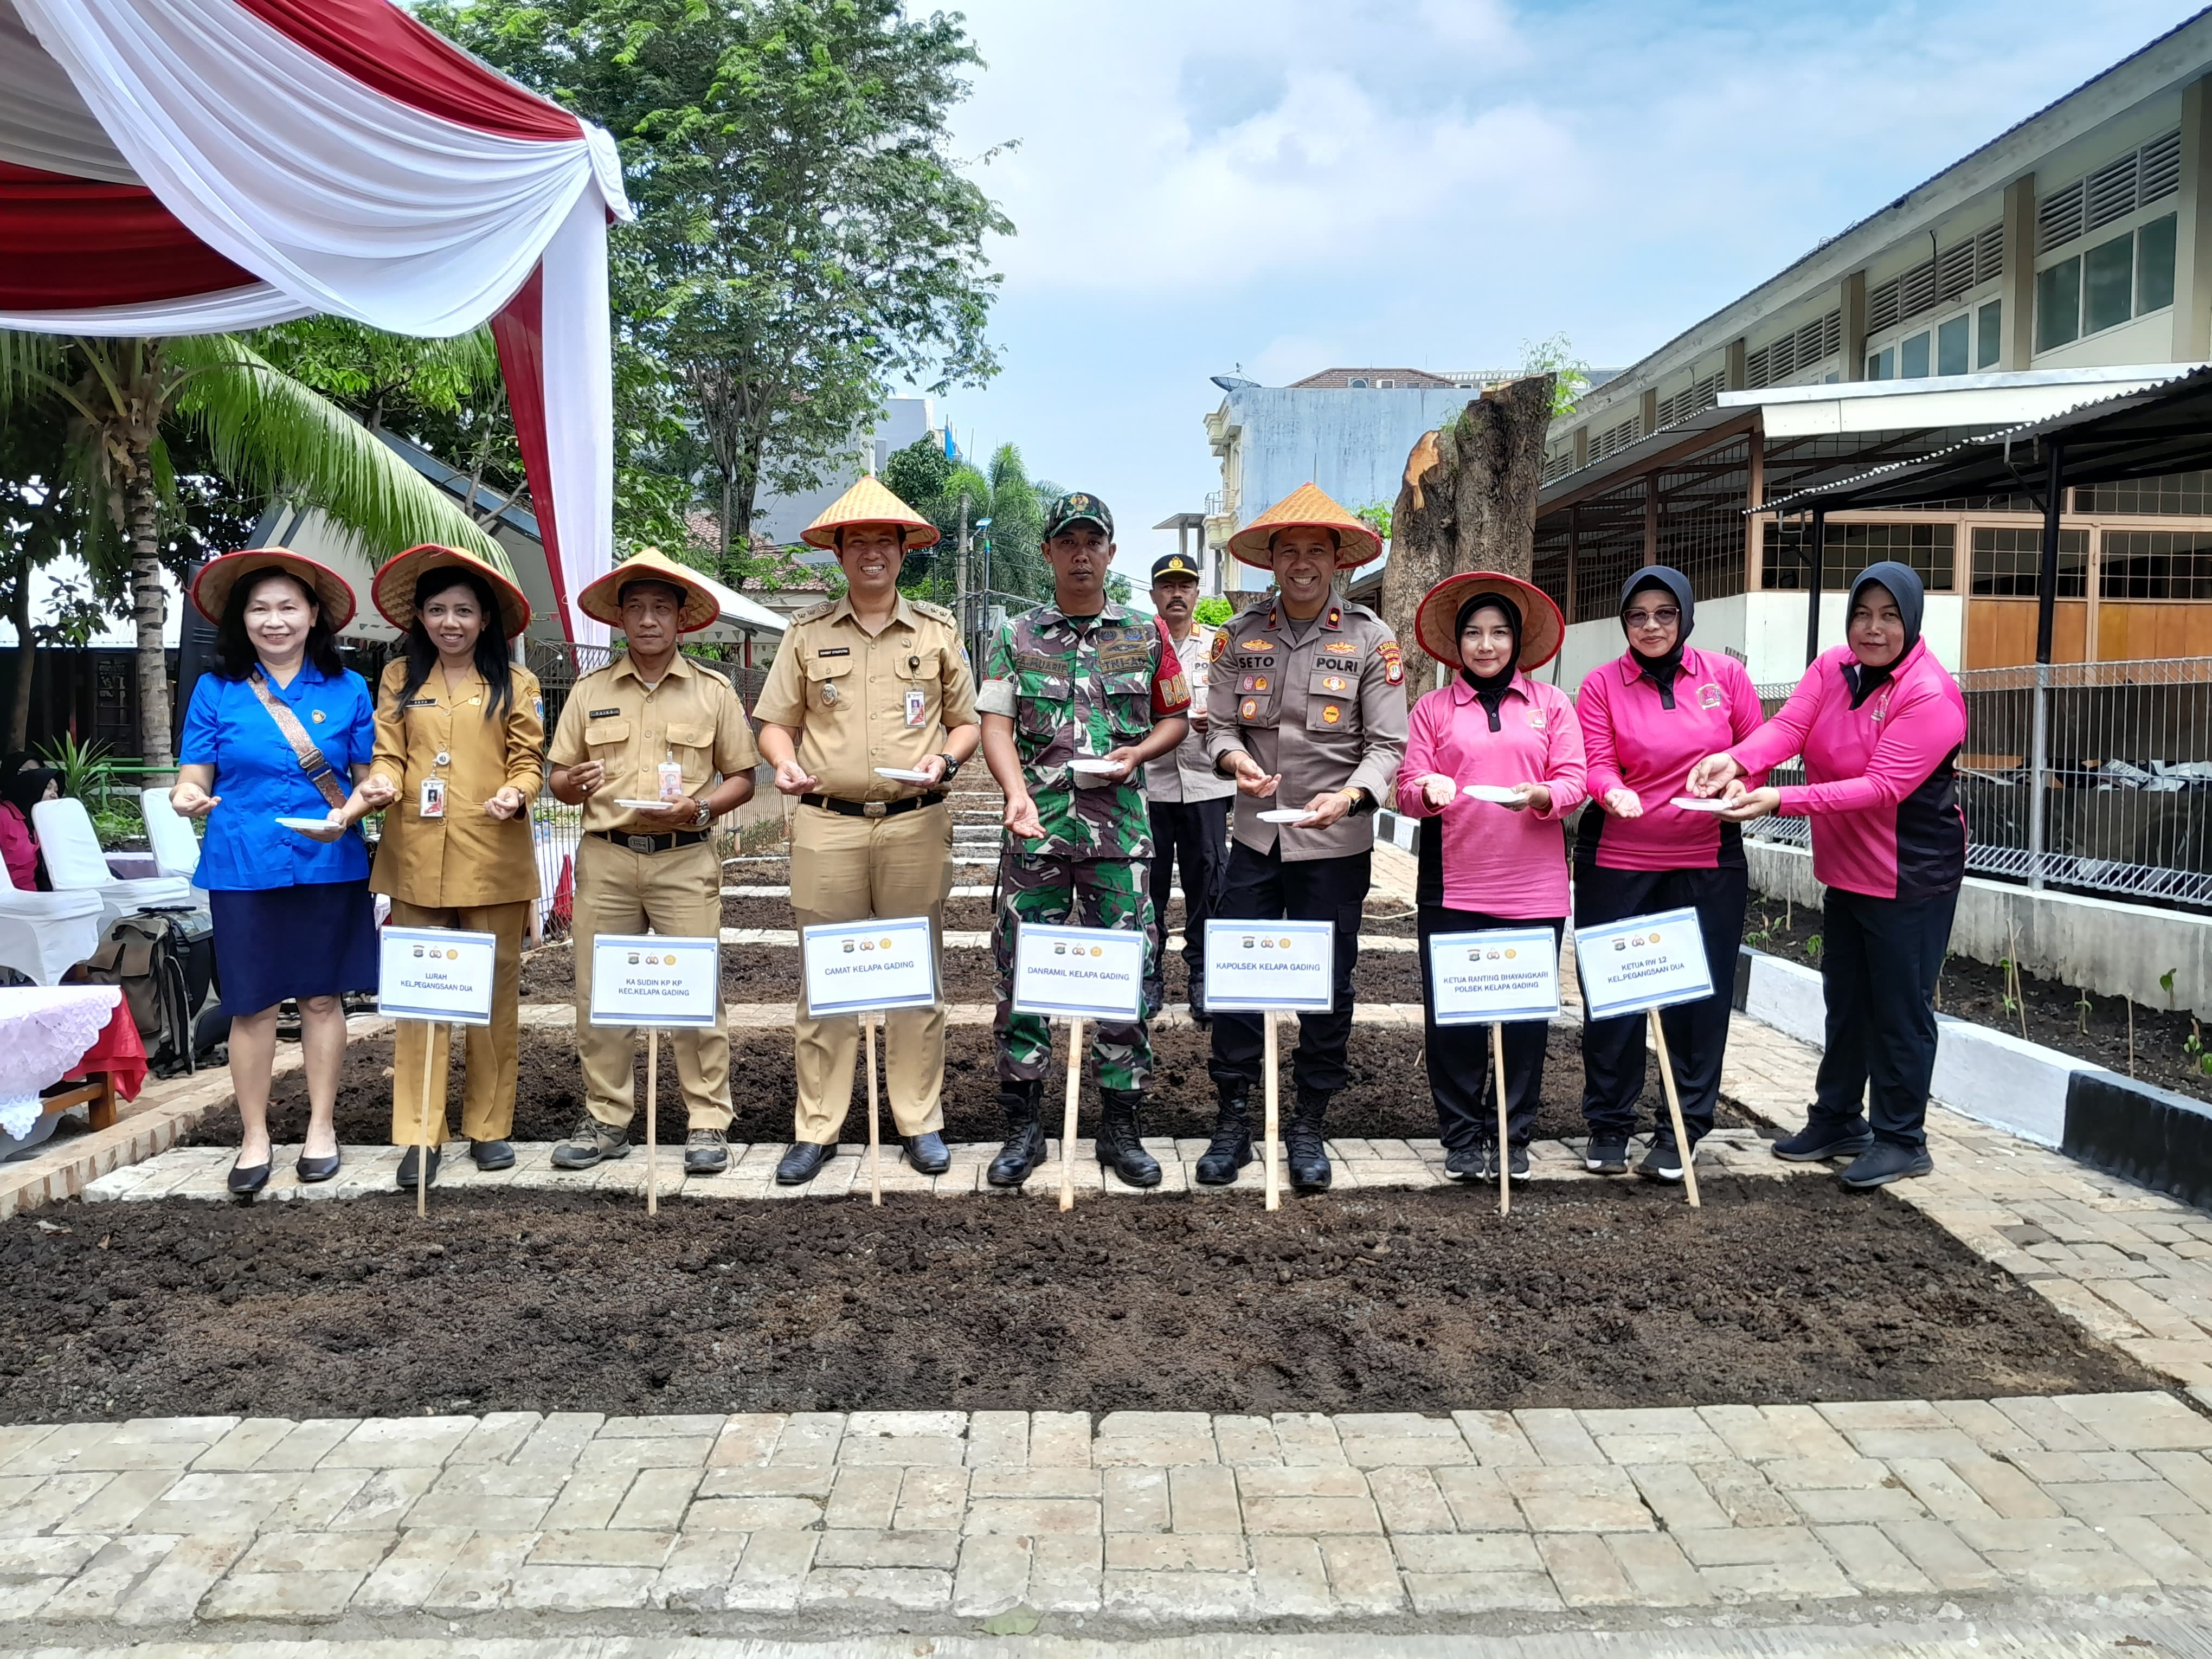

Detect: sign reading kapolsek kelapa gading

[1203,918,1336,1012]
[1573,906,1713,1021]
[1011,923,1144,1021]
[1426,926,1561,1026]
[801,916,938,1017]
[378,926,498,1026]
[589,934,721,1029]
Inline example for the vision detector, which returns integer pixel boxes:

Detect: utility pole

[956,495,971,648]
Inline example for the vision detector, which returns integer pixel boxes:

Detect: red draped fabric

[0,160,254,308]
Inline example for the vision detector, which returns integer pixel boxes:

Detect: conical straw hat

[1225,482,1384,571]
[373,544,531,639]
[800,475,940,551]
[190,548,357,630]
[1414,571,1564,671]
[576,549,723,633]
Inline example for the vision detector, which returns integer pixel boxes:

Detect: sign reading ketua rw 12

[378,926,499,1026]
[1010,923,1144,1021]
[802,916,938,1016]
[1203,918,1335,1012]
[1426,926,1560,1026]
[1574,906,1712,1021]
[589,934,721,1028]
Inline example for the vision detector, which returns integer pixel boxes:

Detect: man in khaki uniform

[1142,549,1233,1025]
[754,477,980,1185]
[1203,484,1407,1193]
[546,550,760,1175]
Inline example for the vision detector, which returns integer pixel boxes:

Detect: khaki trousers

[790,800,953,1143]
[573,833,731,1130]
[389,897,530,1146]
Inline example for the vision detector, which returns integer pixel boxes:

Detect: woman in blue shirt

[172,550,380,1194]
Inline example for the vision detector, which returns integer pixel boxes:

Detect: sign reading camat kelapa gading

[801,916,937,1017]
[1574,906,1712,1021]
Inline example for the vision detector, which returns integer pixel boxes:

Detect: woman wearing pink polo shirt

[1575,566,1766,1184]
[1694,561,1967,1189]
[1397,573,1586,1181]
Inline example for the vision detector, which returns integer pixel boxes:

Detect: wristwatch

[936,753,962,782]
[691,800,713,829]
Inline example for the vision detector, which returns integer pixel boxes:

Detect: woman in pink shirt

[1397,573,1585,1181]
[1695,561,1967,1189]
[1574,567,1766,1184]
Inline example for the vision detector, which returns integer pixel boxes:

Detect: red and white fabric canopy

[0,0,633,643]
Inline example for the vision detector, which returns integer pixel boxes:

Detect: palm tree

[1,332,507,773]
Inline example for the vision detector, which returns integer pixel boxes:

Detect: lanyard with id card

[905,687,927,727]
[420,777,447,819]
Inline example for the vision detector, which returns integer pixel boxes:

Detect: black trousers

[1144,796,1229,1011]
[1209,840,1371,1098]
[1811,885,1959,1152]
[1418,906,1566,1150]
[1573,863,1748,1146]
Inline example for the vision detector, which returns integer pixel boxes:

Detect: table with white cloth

[0,986,126,1142]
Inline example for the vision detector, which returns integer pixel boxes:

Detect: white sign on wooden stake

[1426,927,1562,1026]
[588,934,722,1028]
[1574,906,1713,1021]
[379,927,498,1026]
[1011,923,1144,1021]
[802,916,938,1016]
[1203,918,1335,1012]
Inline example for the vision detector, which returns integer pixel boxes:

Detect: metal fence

[1744,656,2212,906]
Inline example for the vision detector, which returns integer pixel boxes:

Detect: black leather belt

[801,791,946,820]
[589,827,712,854]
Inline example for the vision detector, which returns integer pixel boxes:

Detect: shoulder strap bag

[247,669,349,811]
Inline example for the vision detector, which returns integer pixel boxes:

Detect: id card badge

[905,687,927,728]
[420,777,447,820]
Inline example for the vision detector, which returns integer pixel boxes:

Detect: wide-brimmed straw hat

[190,549,357,631]
[1226,482,1384,571]
[799,475,940,552]
[372,544,531,639]
[577,549,722,633]
[1414,571,1565,671]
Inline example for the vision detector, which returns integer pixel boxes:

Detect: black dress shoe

[396,1146,440,1189]
[903,1131,950,1174]
[295,1150,343,1184]
[227,1158,271,1195]
[776,1141,835,1185]
[470,1139,516,1171]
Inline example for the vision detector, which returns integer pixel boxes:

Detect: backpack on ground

[80,911,209,1077]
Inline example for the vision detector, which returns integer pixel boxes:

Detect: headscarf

[1,768,60,822]
[1455,590,1522,732]
[1843,560,1925,708]
[1619,565,1694,706]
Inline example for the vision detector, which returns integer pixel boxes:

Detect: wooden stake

[1263,1011,1281,1213]
[416,1020,437,1220]
[644,1031,658,1217]
[2129,998,2137,1078]
[1649,1009,1701,1208]
[865,1012,883,1207]
[1493,1021,1510,1217]
[1059,1018,1083,1213]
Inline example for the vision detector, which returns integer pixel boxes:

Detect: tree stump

[1378,373,1555,690]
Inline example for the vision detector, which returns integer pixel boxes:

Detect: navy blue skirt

[210,880,380,1015]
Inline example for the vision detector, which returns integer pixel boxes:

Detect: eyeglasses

[1624,607,1680,628]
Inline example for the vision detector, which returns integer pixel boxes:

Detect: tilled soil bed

[179,1023,1744,1149]
[719,893,1423,938]
[0,1182,2153,1422]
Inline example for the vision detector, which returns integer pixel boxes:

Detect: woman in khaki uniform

[351,544,544,1187]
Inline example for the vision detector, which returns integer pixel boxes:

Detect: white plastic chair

[32,798,192,929]
[0,848,105,986]
[140,787,203,884]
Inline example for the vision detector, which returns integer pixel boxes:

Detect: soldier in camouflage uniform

[976,492,1193,1188]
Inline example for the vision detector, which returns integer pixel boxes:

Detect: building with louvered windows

[1532,9,2212,684]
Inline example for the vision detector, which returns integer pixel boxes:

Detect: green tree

[421,0,1011,581]
[1521,333,1592,420]
[1,332,505,771]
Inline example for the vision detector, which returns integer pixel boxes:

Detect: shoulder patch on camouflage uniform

[792,600,837,624]
[910,599,956,625]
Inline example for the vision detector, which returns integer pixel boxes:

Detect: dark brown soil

[1746,897,2212,1104]
[1,1182,2155,1422]
[720,893,1423,938]
[177,1021,1746,1149]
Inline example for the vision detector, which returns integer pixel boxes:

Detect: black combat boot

[1096,1089,1162,1187]
[987,1079,1046,1188]
[1194,1079,1253,1185]
[1285,1088,1334,1193]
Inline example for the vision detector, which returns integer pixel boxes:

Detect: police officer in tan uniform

[1142,549,1233,1026]
[1203,484,1408,1193]
[545,551,760,1175]
[754,477,981,1185]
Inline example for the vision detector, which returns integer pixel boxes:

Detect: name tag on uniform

[407,696,436,708]
[905,687,927,726]
[590,708,622,719]
[420,777,447,820]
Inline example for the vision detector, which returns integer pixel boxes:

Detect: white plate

[874,767,934,782]
[612,798,681,809]
[275,816,337,832]
[1459,783,1523,803]
[1068,758,1124,775]
[1257,808,1313,823]
[1669,795,1731,813]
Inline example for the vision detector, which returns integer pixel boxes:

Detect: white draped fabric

[0,0,629,644]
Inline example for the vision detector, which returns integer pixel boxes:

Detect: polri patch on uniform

[1210,631,1228,661]
[1240,674,1269,693]
[590,708,622,718]
[1378,640,1404,685]
[1698,682,1725,709]
[1322,676,1346,692]
[1242,638,1272,650]
[1326,607,1341,628]
[1322,704,1342,724]
[815,646,851,658]
[1241,698,1259,719]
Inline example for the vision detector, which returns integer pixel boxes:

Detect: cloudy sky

[912,0,2203,589]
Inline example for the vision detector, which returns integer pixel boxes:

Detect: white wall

[751,395,937,556]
